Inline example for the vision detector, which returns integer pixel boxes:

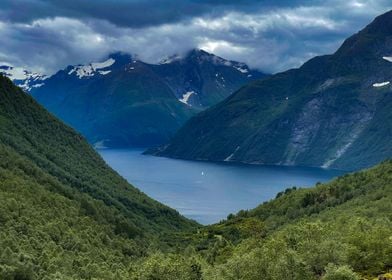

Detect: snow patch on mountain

[68,58,115,78]
[373,81,390,87]
[0,65,48,91]
[0,66,29,80]
[382,56,392,62]
[179,91,195,105]
[233,65,249,74]
[159,54,183,64]
[98,70,111,75]
[92,58,115,69]
[32,83,45,88]
[0,65,46,81]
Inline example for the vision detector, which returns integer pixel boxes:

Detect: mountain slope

[28,50,266,148]
[0,74,197,278]
[152,11,392,171]
[199,160,392,279]
[126,159,392,279]
[153,49,265,108]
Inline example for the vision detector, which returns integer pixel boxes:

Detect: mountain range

[1,49,266,148]
[0,65,47,91]
[151,10,392,171]
[0,72,391,278]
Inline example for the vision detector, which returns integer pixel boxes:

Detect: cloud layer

[0,0,391,74]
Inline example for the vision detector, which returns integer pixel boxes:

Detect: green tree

[322,264,360,280]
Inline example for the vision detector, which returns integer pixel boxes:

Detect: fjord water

[99,149,345,224]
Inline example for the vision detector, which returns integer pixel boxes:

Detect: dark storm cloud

[0,0,319,28]
[0,0,391,74]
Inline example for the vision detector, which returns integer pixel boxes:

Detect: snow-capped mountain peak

[233,64,249,74]
[179,91,196,106]
[68,58,116,79]
[159,54,183,65]
[0,65,48,91]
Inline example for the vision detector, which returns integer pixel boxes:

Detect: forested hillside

[158,160,392,280]
[0,75,197,279]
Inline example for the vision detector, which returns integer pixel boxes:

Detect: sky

[0,0,391,75]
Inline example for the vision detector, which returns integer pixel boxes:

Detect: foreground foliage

[198,160,392,279]
[0,75,197,279]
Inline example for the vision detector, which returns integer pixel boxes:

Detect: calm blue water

[99,149,345,225]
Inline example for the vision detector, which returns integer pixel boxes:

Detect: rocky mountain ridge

[151,11,392,171]
[3,49,266,147]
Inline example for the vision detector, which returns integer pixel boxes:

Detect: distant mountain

[151,11,392,171]
[154,49,265,108]
[0,65,47,91]
[9,49,265,148]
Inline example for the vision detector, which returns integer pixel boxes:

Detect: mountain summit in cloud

[151,10,392,171]
[0,65,47,91]
[18,49,266,148]
[0,0,391,74]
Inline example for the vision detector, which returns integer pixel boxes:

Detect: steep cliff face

[151,11,392,171]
